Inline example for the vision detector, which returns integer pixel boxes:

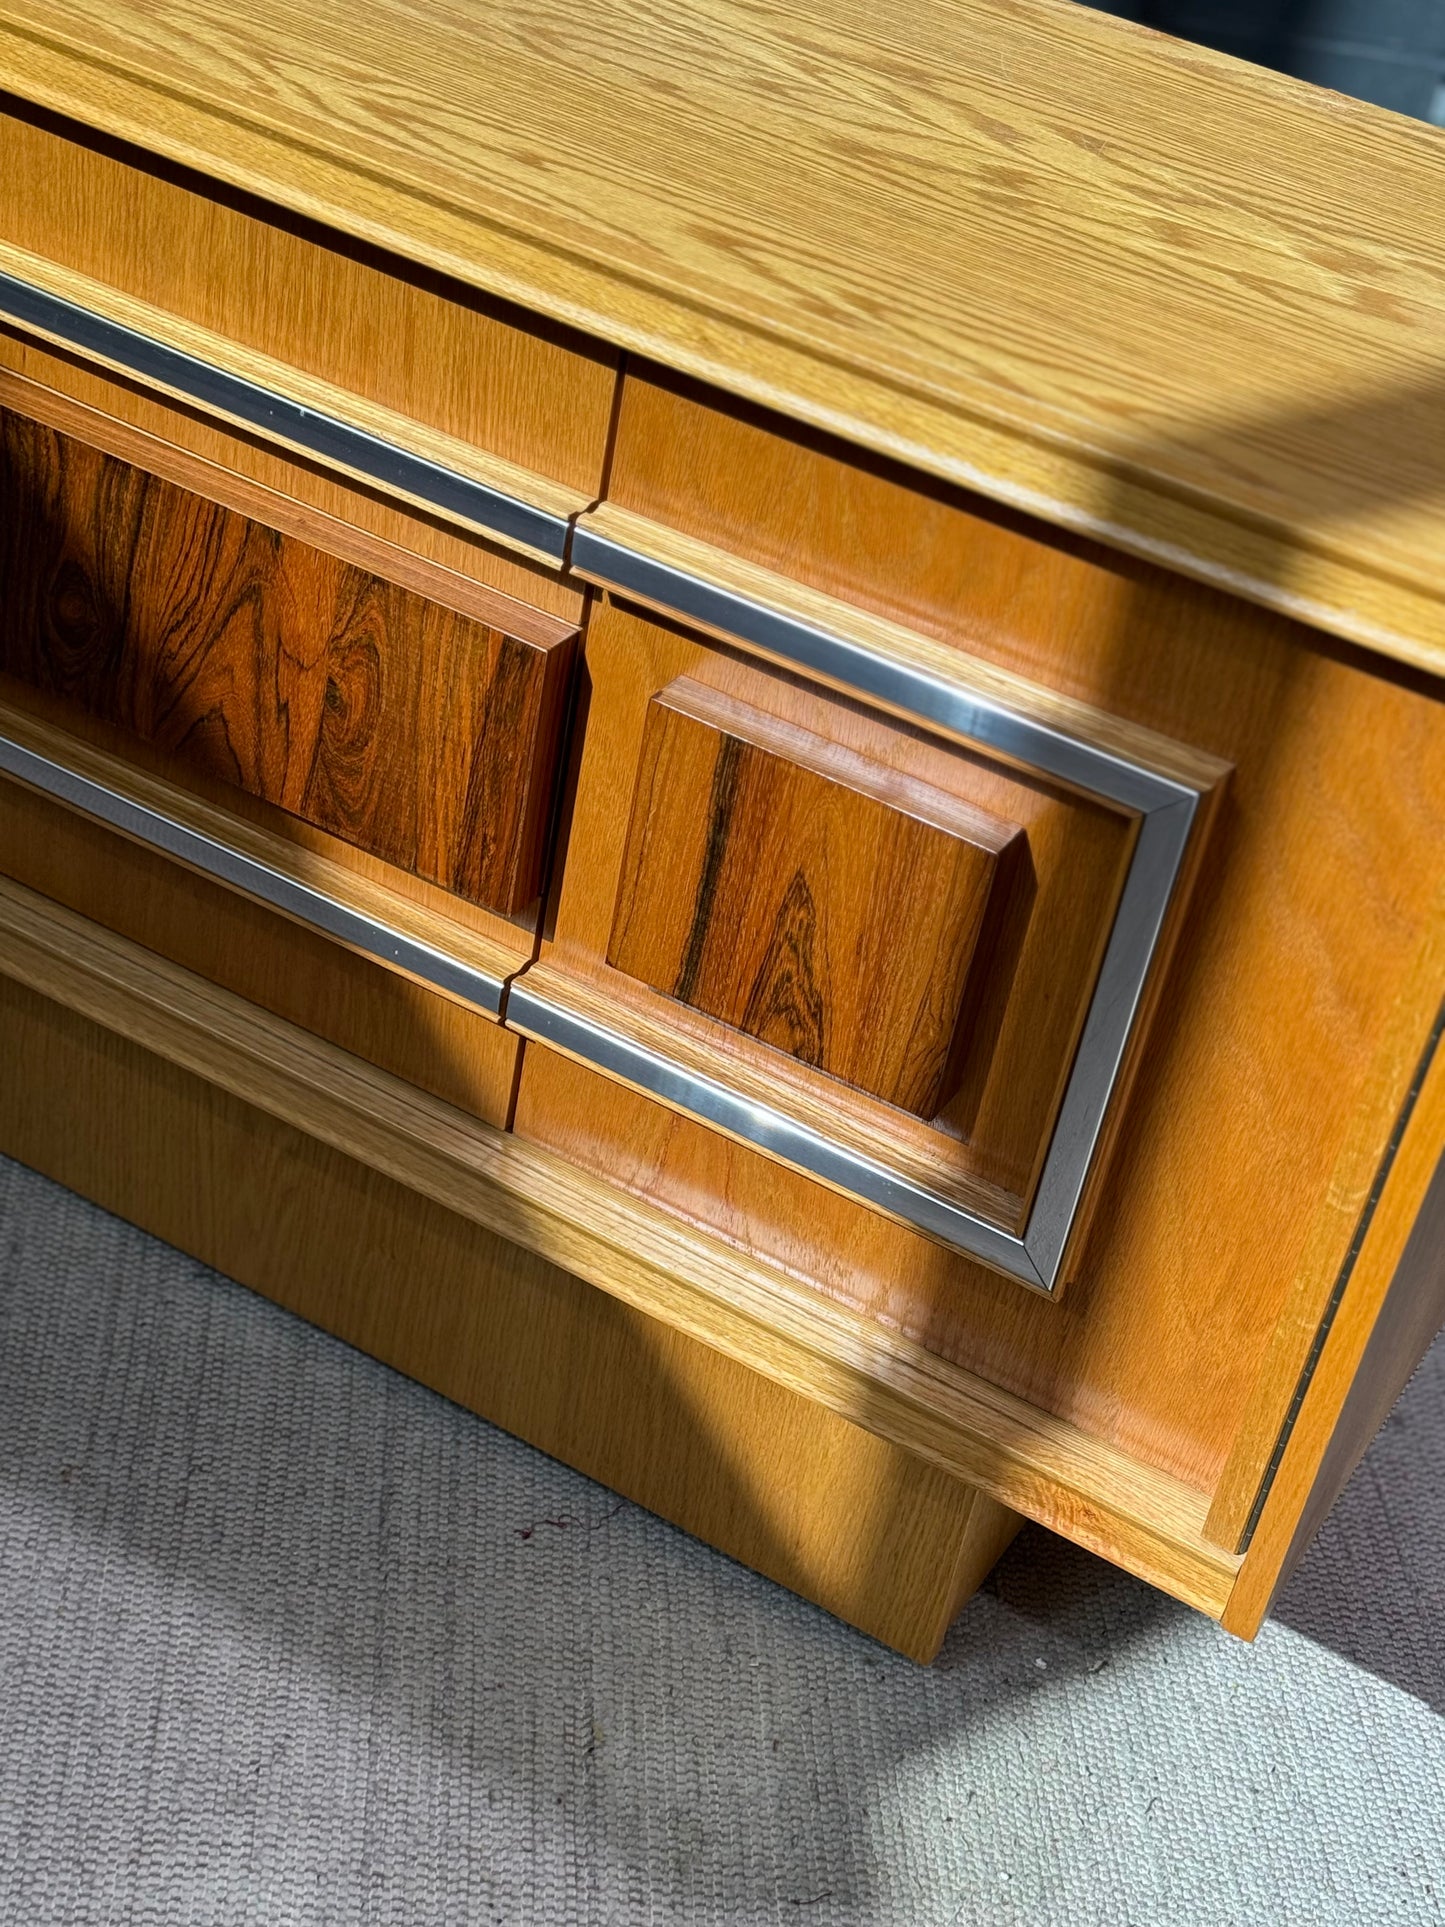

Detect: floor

[1,1150,1441,1926]
[1078,0,1445,122]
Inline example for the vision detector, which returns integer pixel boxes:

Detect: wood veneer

[0,775,522,1126]
[0,406,575,914]
[609,677,1021,1118]
[0,869,1240,1617]
[0,96,617,496]
[0,0,1441,1650]
[0,963,1022,1662]
[519,573,1445,1493]
[533,595,1153,1218]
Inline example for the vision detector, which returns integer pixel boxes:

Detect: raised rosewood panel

[0,407,575,916]
[608,677,1021,1117]
[525,596,1148,1245]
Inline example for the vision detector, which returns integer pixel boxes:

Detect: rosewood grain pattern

[0,408,573,913]
[609,677,1020,1116]
[536,596,1138,1213]
[0,322,586,624]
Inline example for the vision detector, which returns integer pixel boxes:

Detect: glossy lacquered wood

[0,405,575,914]
[2,0,1443,670]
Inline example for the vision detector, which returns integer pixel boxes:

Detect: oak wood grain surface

[1222,993,1445,1634]
[0,233,591,574]
[0,0,1442,668]
[0,689,535,990]
[1207,880,1445,1551]
[0,97,618,499]
[609,677,1020,1118]
[0,406,575,914]
[0,869,1240,1617]
[0,776,523,1126]
[0,966,1025,1661]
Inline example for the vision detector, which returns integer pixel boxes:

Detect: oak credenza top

[0,0,1443,675]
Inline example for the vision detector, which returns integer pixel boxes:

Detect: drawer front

[514,579,1227,1293]
[0,406,575,919]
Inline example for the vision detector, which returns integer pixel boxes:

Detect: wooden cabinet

[0,0,1441,1663]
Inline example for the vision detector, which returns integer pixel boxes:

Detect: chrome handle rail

[0,732,508,1017]
[0,267,571,562]
[547,527,1211,1292]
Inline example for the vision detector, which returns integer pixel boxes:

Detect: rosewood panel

[0,408,575,915]
[609,677,1021,1117]
[519,407,1445,1489]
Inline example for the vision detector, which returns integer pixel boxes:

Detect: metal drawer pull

[0,732,507,1017]
[0,267,571,563]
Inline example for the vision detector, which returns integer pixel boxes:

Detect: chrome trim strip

[1021,794,1196,1281]
[0,268,571,563]
[554,527,1214,1292]
[506,983,1047,1288]
[571,527,1192,816]
[0,733,507,1017]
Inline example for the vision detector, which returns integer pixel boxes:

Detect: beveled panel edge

[0,262,573,562]
[559,521,1213,1293]
[0,729,509,1016]
[571,524,1193,814]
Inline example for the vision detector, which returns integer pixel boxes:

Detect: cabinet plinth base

[0,969,1021,1663]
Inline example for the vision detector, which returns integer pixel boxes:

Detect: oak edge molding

[0,867,1242,1620]
[1,23,1443,682]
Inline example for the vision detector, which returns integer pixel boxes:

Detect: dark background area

[1077,0,1445,121]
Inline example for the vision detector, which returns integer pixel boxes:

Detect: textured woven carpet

[0,1149,1441,1926]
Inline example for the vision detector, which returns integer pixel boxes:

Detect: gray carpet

[0,1150,1441,1927]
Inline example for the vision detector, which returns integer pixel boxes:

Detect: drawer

[513,566,1229,1295]
[0,402,576,921]
[0,100,616,592]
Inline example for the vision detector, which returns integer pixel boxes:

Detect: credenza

[0,0,1441,1660]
